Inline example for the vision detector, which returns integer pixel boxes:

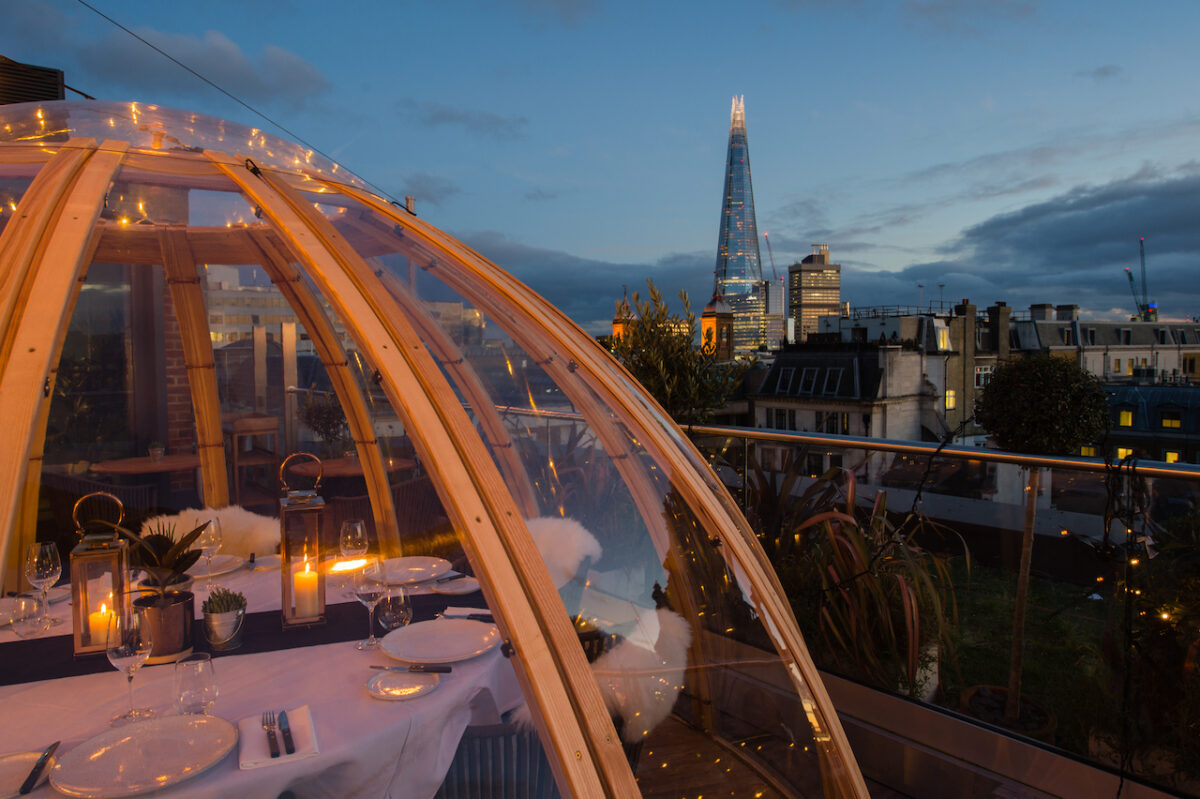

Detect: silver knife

[19,740,58,795]
[370,664,452,673]
[278,710,296,755]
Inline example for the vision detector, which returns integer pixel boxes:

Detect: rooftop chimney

[1030,303,1054,321]
[1056,304,1079,321]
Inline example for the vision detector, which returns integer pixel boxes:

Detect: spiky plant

[102,519,207,605]
[202,587,246,614]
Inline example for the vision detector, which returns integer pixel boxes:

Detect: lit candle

[88,603,112,645]
[293,560,319,618]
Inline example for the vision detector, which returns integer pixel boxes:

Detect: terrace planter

[133,591,195,664]
[960,685,1056,744]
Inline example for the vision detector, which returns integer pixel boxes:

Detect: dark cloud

[401,172,465,206]
[1077,64,1122,81]
[457,231,714,333]
[396,99,528,140]
[840,165,1200,319]
[73,28,330,110]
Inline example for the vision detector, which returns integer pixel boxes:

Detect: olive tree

[609,281,744,427]
[974,354,1109,724]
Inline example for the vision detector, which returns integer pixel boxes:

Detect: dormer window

[1162,411,1182,429]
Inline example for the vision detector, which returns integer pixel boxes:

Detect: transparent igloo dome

[0,101,866,797]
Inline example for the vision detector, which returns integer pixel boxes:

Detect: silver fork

[262,710,280,758]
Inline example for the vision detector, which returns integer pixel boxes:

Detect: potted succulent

[104,519,208,663]
[147,441,165,461]
[202,587,247,652]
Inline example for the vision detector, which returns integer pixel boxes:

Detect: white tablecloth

[0,636,522,798]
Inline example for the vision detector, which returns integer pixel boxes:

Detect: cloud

[400,172,465,206]
[73,28,330,110]
[524,188,558,201]
[1077,64,1122,81]
[396,99,528,140]
[458,231,714,333]
[839,164,1200,319]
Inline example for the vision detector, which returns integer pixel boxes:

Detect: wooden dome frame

[0,104,868,798]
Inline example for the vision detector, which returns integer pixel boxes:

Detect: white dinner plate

[365,670,440,701]
[0,750,52,797]
[430,576,481,595]
[50,715,237,798]
[378,556,451,585]
[186,554,244,578]
[47,585,71,604]
[381,617,500,664]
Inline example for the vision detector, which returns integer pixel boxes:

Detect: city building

[712,95,766,353]
[788,244,841,342]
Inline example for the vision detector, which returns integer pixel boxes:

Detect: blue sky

[8,0,1200,331]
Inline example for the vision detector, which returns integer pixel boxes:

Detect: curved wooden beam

[211,158,633,797]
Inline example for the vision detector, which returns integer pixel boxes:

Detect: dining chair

[434,721,560,799]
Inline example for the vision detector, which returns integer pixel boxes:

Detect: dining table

[0,560,520,798]
[88,453,203,476]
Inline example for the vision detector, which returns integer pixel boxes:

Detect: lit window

[1165,451,1180,464]
[1127,360,1133,375]
[945,389,956,410]
[1117,447,1134,459]
[1113,358,1120,374]
[936,328,950,351]
[974,365,994,388]
[1162,412,1182,429]
[1119,409,1133,427]
[1080,446,1097,457]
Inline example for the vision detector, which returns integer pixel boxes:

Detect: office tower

[713,96,765,352]
[788,244,841,342]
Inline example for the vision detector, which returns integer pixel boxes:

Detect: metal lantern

[68,492,130,656]
[279,452,326,628]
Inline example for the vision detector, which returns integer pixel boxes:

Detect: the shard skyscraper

[713,95,765,352]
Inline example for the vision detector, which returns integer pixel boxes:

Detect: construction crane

[1124,237,1158,321]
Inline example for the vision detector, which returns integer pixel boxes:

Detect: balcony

[689,424,1200,798]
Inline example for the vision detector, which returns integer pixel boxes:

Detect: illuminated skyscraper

[788,244,841,342]
[713,96,765,351]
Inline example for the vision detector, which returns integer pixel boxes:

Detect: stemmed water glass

[198,518,222,590]
[174,653,218,715]
[353,558,387,650]
[23,542,62,627]
[376,586,412,634]
[106,609,154,726]
[339,520,368,558]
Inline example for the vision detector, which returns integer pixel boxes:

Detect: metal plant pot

[203,608,245,652]
[133,591,194,665]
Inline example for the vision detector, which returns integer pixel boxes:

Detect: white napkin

[237,705,320,769]
[440,606,490,617]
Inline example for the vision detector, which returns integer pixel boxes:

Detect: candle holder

[69,492,130,656]
[279,452,326,628]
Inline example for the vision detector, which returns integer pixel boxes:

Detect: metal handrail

[685,424,1200,482]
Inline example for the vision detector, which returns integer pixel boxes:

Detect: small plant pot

[138,575,195,596]
[203,608,245,652]
[133,591,194,665]
[148,447,165,461]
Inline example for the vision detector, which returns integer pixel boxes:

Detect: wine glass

[376,586,412,634]
[339,520,368,558]
[10,594,48,639]
[23,542,62,626]
[106,609,154,726]
[174,653,218,715]
[353,558,386,650]
[198,518,223,590]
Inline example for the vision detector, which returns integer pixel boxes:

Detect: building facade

[788,245,840,343]
[713,95,765,352]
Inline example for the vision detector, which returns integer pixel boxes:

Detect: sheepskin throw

[140,505,279,559]
[591,607,692,743]
[524,516,602,589]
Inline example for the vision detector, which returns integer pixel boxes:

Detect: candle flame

[100,602,107,614]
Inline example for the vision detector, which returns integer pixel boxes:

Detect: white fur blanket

[591,607,692,743]
[524,516,602,588]
[140,506,279,559]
